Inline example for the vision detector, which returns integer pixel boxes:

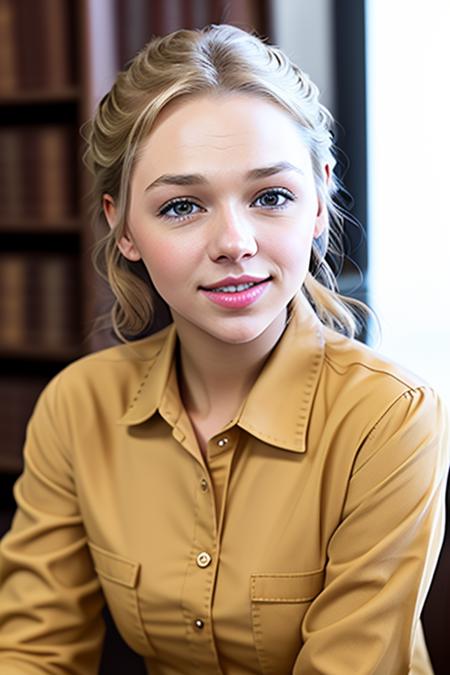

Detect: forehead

[134,93,312,178]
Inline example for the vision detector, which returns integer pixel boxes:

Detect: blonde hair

[83,23,371,342]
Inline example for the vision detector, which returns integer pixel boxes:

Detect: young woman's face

[107,93,329,345]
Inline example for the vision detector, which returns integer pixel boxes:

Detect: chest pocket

[88,541,156,657]
[250,569,324,675]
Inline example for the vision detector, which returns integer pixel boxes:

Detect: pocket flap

[88,541,140,588]
[250,569,324,603]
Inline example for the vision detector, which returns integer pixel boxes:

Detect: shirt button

[196,551,212,568]
[200,478,209,492]
[217,437,229,448]
[194,618,204,630]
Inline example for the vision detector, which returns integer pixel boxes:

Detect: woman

[0,24,448,675]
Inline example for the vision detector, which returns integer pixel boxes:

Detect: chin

[207,319,275,345]
[173,307,285,346]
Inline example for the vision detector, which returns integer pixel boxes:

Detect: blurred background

[0,0,448,672]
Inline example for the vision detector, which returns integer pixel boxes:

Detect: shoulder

[309,328,449,481]
[61,326,169,386]
[322,326,429,392]
[32,327,171,424]
[317,326,446,441]
[63,326,169,376]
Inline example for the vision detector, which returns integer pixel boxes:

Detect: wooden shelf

[0,343,82,362]
[0,456,22,476]
[0,218,80,234]
[0,87,80,106]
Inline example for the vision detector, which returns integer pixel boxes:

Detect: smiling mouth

[199,277,272,308]
[199,277,272,293]
[207,281,263,293]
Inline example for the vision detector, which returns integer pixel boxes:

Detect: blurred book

[116,0,265,67]
[0,125,76,225]
[39,126,75,221]
[1,0,74,93]
[0,255,26,345]
[0,130,22,219]
[0,0,16,94]
[0,253,80,352]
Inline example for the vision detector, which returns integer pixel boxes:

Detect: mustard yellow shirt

[0,295,448,674]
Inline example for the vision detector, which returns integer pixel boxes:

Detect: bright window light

[366,0,450,405]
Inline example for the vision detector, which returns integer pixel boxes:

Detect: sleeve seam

[351,385,432,478]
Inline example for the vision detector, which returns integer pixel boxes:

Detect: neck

[173,310,287,420]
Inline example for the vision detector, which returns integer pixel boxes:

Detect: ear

[314,163,331,238]
[314,201,328,239]
[102,194,142,262]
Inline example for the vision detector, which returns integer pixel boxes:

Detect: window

[366,0,450,404]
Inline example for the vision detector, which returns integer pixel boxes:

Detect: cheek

[268,227,314,272]
[138,235,193,286]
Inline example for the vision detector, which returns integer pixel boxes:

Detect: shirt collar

[118,293,325,453]
[118,324,178,426]
[237,293,325,452]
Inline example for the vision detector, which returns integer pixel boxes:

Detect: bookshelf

[0,0,86,473]
[0,0,271,476]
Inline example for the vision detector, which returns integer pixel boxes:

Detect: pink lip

[201,275,269,291]
[200,279,271,309]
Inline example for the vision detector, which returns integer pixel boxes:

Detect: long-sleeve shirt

[0,293,448,674]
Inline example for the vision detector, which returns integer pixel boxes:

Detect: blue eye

[158,188,294,221]
[252,188,294,209]
[159,198,204,221]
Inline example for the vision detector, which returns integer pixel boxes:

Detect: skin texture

[104,93,330,444]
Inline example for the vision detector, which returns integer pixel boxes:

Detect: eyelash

[157,188,296,223]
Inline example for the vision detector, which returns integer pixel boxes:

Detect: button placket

[182,435,237,669]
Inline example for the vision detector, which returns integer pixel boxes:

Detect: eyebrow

[144,161,304,192]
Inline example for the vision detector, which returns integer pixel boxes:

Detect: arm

[0,374,105,674]
[294,387,449,675]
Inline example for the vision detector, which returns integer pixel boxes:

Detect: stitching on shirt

[252,595,313,602]
[239,330,324,449]
[351,386,429,477]
[189,467,220,653]
[251,601,271,673]
[323,352,422,390]
[202,567,219,657]
[203,567,214,613]
[238,423,294,445]
[250,573,323,603]
[180,520,219,666]
[252,571,323,578]
[295,341,323,443]
[180,475,207,659]
[361,386,426,447]
[88,543,139,587]
[93,330,170,363]
[197,494,218,612]
[127,363,152,411]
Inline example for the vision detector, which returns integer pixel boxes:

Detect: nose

[207,206,258,263]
